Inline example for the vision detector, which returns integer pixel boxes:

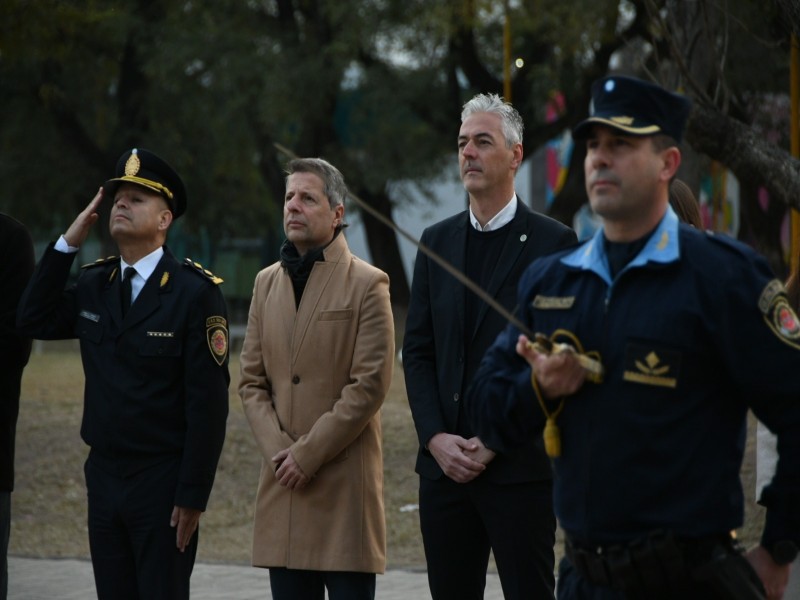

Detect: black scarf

[280,228,342,307]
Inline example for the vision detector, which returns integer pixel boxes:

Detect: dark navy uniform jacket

[17,243,230,510]
[468,207,800,549]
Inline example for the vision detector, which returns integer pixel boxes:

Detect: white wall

[343,154,542,283]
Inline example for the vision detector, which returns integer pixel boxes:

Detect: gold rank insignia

[183,258,224,284]
[622,344,679,388]
[206,316,228,365]
[81,256,119,269]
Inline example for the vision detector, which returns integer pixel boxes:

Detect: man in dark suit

[403,93,577,600]
[17,148,229,600]
[0,213,34,600]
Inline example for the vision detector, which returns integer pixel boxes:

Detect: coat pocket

[318,308,353,322]
[75,314,103,343]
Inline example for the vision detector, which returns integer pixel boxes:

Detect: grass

[11,342,765,569]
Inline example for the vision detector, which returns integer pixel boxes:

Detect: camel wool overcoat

[239,233,394,573]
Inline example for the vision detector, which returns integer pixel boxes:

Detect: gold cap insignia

[124,149,141,176]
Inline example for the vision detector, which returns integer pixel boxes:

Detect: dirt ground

[10,342,765,569]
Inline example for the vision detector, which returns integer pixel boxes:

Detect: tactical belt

[564,530,761,599]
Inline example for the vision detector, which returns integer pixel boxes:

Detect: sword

[274,142,603,378]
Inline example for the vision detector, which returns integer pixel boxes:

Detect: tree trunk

[686,103,800,213]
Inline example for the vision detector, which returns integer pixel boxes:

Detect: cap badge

[605,79,616,92]
[124,149,141,176]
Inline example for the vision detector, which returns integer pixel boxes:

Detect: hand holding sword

[516,329,604,458]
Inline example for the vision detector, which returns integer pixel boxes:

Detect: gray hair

[461,93,524,148]
[285,157,348,209]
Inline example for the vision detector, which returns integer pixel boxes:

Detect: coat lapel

[290,234,347,364]
[448,216,469,341]
[473,203,531,336]
[118,252,176,332]
[104,264,124,326]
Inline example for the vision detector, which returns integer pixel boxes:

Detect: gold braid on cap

[119,175,174,200]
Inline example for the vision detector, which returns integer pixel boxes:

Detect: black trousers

[269,567,376,600]
[84,455,197,600]
[419,475,556,600]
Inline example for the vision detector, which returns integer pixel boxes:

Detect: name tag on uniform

[532,295,575,310]
[147,331,175,338]
[79,310,100,322]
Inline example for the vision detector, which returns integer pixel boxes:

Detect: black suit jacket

[0,214,34,492]
[403,201,577,483]
[17,244,230,510]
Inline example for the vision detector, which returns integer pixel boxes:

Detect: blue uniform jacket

[468,207,800,548]
[17,243,230,510]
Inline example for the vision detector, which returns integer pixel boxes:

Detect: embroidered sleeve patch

[622,343,680,388]
[206,316,229,365]
[763,294,800,350]
[758,279,786,314]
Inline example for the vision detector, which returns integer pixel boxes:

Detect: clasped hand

[428,433,495,484]
[272,448,310,490]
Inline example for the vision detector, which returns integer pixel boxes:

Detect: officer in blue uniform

[467,76,800,599]
[17,148,230,600]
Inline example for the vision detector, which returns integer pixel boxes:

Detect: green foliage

[1,0,797,280]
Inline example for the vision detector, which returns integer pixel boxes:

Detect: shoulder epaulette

[703,229,749,254]
[183,258,224,284]
[81,256,119,269]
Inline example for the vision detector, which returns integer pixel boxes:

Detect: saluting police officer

[17,148,230,600]
[467,76,800,600]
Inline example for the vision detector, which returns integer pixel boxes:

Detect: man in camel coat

[239,157,394,600]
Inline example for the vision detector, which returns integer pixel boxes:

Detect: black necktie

[121,266,136,316]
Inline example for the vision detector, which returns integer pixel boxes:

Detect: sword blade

[274,142,534,339]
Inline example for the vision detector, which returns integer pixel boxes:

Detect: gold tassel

[543,417,561,458]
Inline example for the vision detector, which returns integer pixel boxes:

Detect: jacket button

[453,393,459,402]
[292,375,300,384]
